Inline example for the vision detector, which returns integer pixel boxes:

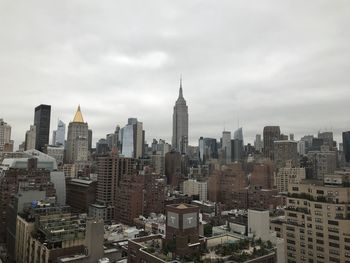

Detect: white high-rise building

[172,79,188,154]
[0,118,11,152]
[25,125,36,150]
[66,106,89,164]
[183,179,207,201]
[52,119,65,146]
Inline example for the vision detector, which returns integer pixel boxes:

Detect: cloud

[0,0,349,148]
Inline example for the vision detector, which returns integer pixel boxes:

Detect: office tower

[66,106,89,164]
[297,140,306,156]
[172,79,189,154]
[182,179,208,201]
[301,135,314,154]
[289,133,294,141]
[263,126,281,160]
[24,124,36,150]
[121,118,144,158]
[234,127,244,142]
[318,131,334,147]
[0,118,11,152]
[254,134,263,152]
[232,127,244,161]
[307,150,337,180]
[221,131,232,164]
[34,104,51,152]
[273,140,298,169]
[94,153,135,221]
[106,125,120,152]
[342,131,350,162]
[96,138,109,155]
[232,139,244,162]
[88,129,92,151]
[284,173,350,263]
[52,119,65,146]
[198,137,218,164]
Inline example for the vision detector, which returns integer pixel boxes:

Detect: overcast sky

[1,0,350,148]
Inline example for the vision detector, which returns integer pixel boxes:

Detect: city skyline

[1,1,350,147]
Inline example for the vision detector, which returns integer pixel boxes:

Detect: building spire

[179,75,183,98]
[73,104,84,123]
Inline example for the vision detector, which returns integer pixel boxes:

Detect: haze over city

[1,0,350,146]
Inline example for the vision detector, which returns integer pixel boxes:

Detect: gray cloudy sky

[1,0,350,147]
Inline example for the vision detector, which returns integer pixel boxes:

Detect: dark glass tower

[34,104,51,152]
[342,131,350,162]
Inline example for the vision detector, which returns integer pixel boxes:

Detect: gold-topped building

[73,105,84,123]
[65,105,89,164]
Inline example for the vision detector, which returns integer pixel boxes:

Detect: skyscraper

[342,131,350,162]
[52,119,66,146]
[221,131,231,164]
[34,104,51,152]
[24,125,36,150]
[66,105,89,164]
[0,118,11,152]
[172,78,189,154]
[263,126,281,160]
[254,134,263,152]
[120,118,144,158]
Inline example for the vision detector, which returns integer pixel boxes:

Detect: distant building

[263,126,281,160]
[221,131,232,164]
[121,118,144,158]
[66,105,89,164]
[172,78,189,154]
[342,131,350,162]
[0,118,11,152]
[307,150,337,180]
[52,119,66,146]
[297,140,306,155]
[254,134,263,152]
[46,145,64,166]
[34,104,51,152]
[25,125,36,150]
[198,137,218,164]
[183,179,208,201]
[273,140,298,169]
[275,163,306,192]
[165,150,183,188]
[96,138,109,155]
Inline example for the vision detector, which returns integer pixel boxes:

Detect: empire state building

[172,79,188,154]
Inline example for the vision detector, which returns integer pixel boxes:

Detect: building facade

[263,126,281,160]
